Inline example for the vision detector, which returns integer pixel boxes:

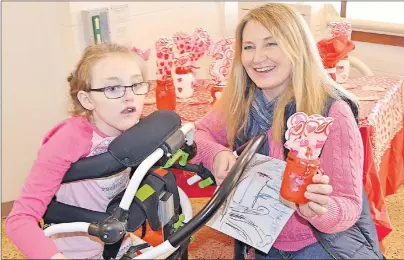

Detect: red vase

[155,78,176,111]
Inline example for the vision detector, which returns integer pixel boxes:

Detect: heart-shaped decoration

[314,121,334,135]
[290,121,305,136]
[177,78,183,83]
[304,120,320,136]
[300,139,309,147]
[306,124,316,134]
[178,87,183,93]
[164,54,169,60]
[213,53,224,60]
[225,49,234,59]
[287,112,308,128]
[160,61,164,66]
[314,122,328,134]
[157,52,163,59]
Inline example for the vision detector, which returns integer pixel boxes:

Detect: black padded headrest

[62,110,181,183]
[108,110,181,167]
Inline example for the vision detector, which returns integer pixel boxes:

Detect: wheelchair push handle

[160,123,195,156]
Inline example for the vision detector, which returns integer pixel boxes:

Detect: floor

[2,186,404,259]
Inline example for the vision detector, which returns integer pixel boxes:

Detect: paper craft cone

[156,37,175,81]
[281,112,334,204]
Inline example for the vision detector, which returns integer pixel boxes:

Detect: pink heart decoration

[304,120,320,136]
[300,139,309,147]
[287,112,308,128]
[290,121,305,136]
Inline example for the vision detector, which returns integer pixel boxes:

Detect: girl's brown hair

[67,43,147,119]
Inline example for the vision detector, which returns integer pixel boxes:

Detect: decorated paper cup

[280,152,320,204]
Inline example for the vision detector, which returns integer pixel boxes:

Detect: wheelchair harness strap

[43,168,182,260]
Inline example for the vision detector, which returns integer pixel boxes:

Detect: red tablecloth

[142,76,404,241]
[342,76,404,241]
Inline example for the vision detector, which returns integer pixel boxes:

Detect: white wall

[63,2,225,80]
[348,42,404,78]
[2,2,71,202]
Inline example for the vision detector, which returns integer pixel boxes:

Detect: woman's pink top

[191,100,364,251]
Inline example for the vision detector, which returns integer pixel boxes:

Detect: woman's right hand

[212,150,237,185]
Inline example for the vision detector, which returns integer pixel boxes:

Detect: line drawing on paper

[207,154,295,253]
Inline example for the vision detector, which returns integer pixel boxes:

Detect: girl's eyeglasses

[90,82,150,99]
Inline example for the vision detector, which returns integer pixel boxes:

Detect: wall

[62,2,225,80]
[348,41,404,78]
[2,2,225,203]
[2,2,71,202]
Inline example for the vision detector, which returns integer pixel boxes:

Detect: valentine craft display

[280,112,334,204]
[330,21,352,40]
[172,31,193,55]
[330,22,353,83]
[207,37,235,104]
[155,37,176,110]
[317,35,355,82]
[172,29,212,99]
[189,28,212,62]
[173,53,195,98]
[131,46,151,61]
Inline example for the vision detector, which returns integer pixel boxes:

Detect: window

[342,2,404,25]
[334,1,404,47]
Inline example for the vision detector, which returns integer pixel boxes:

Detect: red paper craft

[317,35,355,69]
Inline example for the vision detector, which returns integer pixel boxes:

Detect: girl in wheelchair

[6,43,150,259]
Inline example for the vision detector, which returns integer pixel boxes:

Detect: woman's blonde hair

[214,3,357,147]
[67,43,148,119]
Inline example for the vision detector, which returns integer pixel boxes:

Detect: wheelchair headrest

[62,110,181,183]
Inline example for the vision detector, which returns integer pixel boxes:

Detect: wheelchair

[42,110,267,260]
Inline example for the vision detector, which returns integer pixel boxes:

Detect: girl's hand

[298,170,333,218]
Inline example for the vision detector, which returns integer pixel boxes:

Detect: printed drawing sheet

[207,154,295,254]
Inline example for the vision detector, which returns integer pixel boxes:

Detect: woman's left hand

[298,170,333,218]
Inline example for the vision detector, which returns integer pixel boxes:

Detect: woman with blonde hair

[192,3,383,259]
